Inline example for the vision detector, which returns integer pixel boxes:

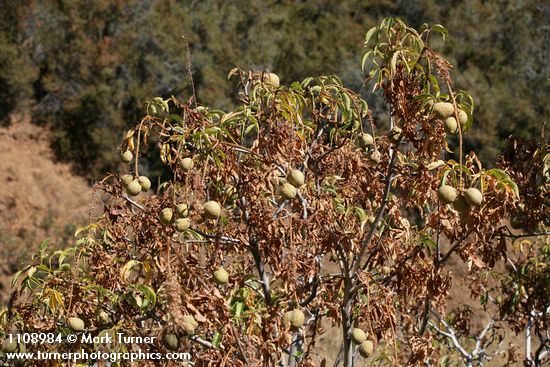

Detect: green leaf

[461,115,473,133]
[361,50,375,72]
[234,301,244,318]
[485,169,520,198]
[74,226,87,238]
[301,77,313,88]
[168,114,183,125]
[38,238,51,253]
[227,67,240,80]
[390,50,401,75]
[212,332,222,348]
[431,24,449,41]
[354,207,367,222]
[11,268,26,288]
[341,92,351,111]
[420,236,437,253]
[439,169,451,187]
[364,26,378,46]
[429,74,440,94]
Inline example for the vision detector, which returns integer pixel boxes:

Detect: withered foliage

[493,134,549,350]
[1,18,547,367]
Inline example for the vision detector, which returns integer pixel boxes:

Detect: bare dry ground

[0,116,92,304]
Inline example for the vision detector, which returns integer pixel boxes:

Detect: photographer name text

[9,332,156,345]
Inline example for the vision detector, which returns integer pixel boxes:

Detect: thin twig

[299,277,319,307]
[501,231,550,239]
[182,36,197,108]
[303,308,320,360]
[352,136,401,275]
[230,323,250,364]
[438,230,472,265]
[189,335,213,348]
[297,191,308,219]
[122,194,145,210]
[446,80,463,188]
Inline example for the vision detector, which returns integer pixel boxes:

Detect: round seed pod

[367,215,376,225]
[159,208,173,225]
[287,309,305,329]
[213,267,229,285]
[203,201,221,220]
[163,334,179,351]
[67,317,85,332]
[121,174,134,187]
[351,328,367,345]
[126,180,142,196]
[452,195,470,213]
[182,322,195,336]
[176,204,189,218]
[457,109,468,125]
[2,338,18,352]
[138,176,151,192]
[438,185,458,204]
[181,157,194,171]
[262,72,280,87]
[287,169,305,188]
[121,150,133,163]
[359,133,374,147]
[359,340,374,357]
[182,315,198,328]
[433,102,454,119]
[280,182,297,200]
[98,310,110,324]
[174,218,191,232]
[369,150,381,164]
[121,260,141,284]
[444,117,459,134]
[464,188,483,206]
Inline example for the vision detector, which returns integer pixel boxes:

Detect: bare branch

[501,231,550,239]
[122,194,145,210]
[189,227,241,245]
[297,191,309,219]
[526,314,533,364]
[473,318,495,357]
[352,136,401,275]
[438,230,472,265]
[429,310,471,360]
[189,335,213,348]
[230,323,250,364]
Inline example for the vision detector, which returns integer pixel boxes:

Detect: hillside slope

[0,117,92,303]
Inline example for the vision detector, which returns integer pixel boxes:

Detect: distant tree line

[1,0,548,179]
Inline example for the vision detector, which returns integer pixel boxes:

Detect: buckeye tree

[1,18,548,367]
